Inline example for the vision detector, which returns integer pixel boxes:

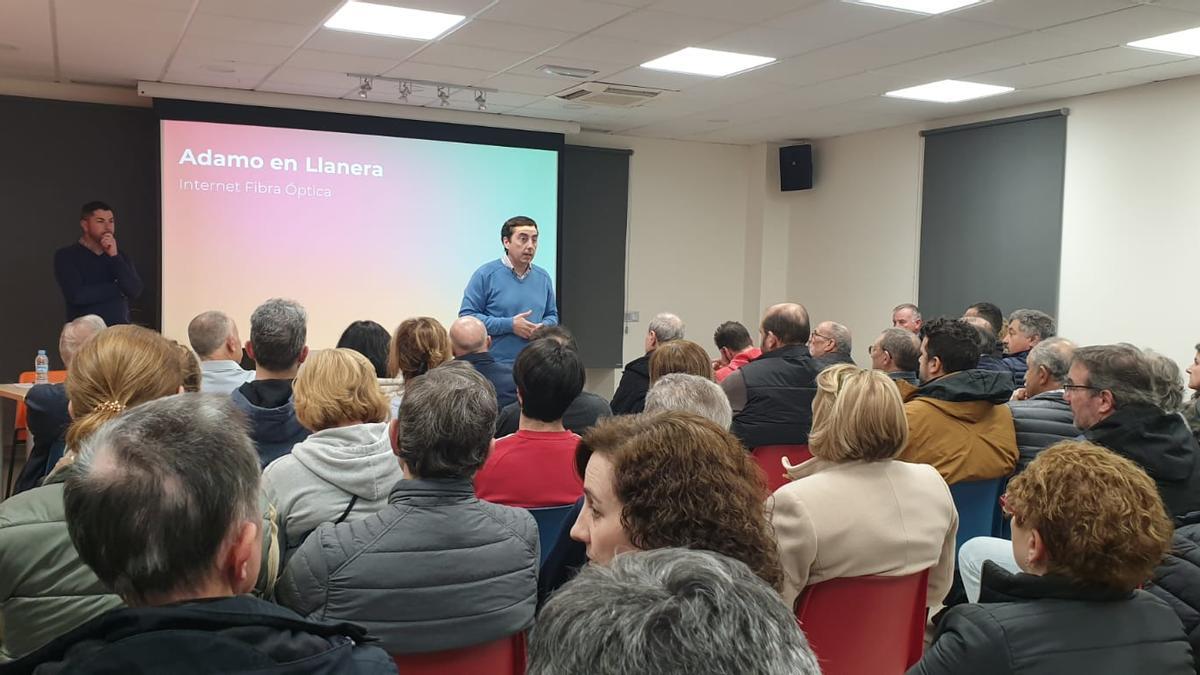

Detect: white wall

[786,74,1200,371]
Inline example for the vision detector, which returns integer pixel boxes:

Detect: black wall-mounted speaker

[779,144,813,191]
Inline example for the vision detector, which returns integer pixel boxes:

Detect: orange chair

[795,570,929,675]
[752,444,811,493]
[391,633,526,675]
[6,370,68,497]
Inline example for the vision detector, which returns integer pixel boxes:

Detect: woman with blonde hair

[0,325,185,660]
[648,339,715,384]
[384,317,452,416]
[262,348,403,561]
[913,441,1190,674]
[770,363,958,609]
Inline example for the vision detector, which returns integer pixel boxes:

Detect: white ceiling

[3,0,1200,143]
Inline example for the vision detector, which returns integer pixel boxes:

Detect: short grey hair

[397,361,497,479]
[648,313,685,343]
[64,394,260,606]
[645,374,732,429]
[879,327,920,372]
[1072,344,1157,409]
[249,298,307,371]
[1027,337,1075,385]
[1008,309,1056,340]
[187,310,233,358]
[1144,349,1185,412]
[529,548,820,675]
[823,321,852,357]
[59,314,107,368]
[892,303,921,319]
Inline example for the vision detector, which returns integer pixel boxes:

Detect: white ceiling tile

[1118,56,1200,82]
[285,49,401,74]
[1022,71,1149,99]
[879,29,1103,81]
[619,116,733,139]
[1042,4,1200,49]
[982,46,1189,88]
[174,37,296,66]
[583,0,655,8]
[977,61,1089,88]
[185,13,314,47]
[303,29,427,60]
[410,42,534,71]
[953,0,1132,31]
[603,66,709,90]
[481,72,588,95]
[592,9,743,47]
[845,16,1022,69]
[442,20,574,53]
[387,0,498,15]
[382,61,496,85]
[163,61,275,89]
[197,0,342,26]
[1150,0,1200,13]
[507,55,629,80]
[702,25,829,61]
[479,0,634,32]
[546,34,675,64]
[0,1,54,77]
[263,65,366,89]
[765,1,926,53]
[646,0,821,25]
[56,1,188,81]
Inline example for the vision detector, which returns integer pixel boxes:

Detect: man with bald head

[721,303,822,449]
[188,310,253,395]
[450,316,517,408]
[964,315,1005,373]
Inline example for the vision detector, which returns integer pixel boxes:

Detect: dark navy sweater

[53,243,142,325]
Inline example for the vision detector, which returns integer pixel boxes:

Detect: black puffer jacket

[910,562,1193,675]
[610,354,650,415]
[1149,511,1200,674]
[1085,403,1200,517]
[1007,390,1079,473]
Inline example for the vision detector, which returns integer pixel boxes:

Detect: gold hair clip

[93,400,126,414]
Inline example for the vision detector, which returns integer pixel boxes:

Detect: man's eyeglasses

[868,344,889,357]
[1063,383,1103,393]
[810,332,832,343]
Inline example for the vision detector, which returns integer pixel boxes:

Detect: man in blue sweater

[53,201,143,325]
[459,216,558,364]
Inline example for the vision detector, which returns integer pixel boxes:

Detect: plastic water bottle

[35,349,49,384]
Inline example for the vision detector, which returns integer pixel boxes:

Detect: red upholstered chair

[795,570,929,675]
[6,370,68,497]
[391,633,526,675]
[752,444,811,493]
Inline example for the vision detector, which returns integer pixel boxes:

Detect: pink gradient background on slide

[160,120,558,352]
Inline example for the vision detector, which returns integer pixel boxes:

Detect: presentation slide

[160,119,558,354]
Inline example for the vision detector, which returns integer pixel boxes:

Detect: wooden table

[0,383,33,499]
[0,383,33,402]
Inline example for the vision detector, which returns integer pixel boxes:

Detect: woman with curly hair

[912,441,1191,675]
[770,364,958,609]
[569,410,782,589]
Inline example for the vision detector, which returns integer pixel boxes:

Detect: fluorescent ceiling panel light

[640,48,775,77]
[1128,26,1200,57]
[324,1,465,40]
[884,79,1013,103]
[845,0,988,15]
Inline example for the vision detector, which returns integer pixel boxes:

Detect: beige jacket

[770,459,958,609]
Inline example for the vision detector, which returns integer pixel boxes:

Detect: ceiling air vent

[552,82,664,108]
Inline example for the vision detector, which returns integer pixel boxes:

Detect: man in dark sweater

[449,316,517,409]
[53,201,142,325]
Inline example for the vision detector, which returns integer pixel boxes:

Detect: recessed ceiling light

[1128,26,1200,57]
[844,0,989,15]
[884,79,1013,103]
[540,64,599,79]
[324,1,465,41]
[641,48,775,77]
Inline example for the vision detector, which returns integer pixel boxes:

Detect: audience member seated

[494,325,611,437]
[1146,511,1200,668]
[0,325,183,661]
[475,338,585,507]
[808,320,854,367]
[449,315,517,408]
[1008,337,1079,474]
[963,301,1004,337]
[611,312,683,414]
[648,339,714,383]
[1146,349,1187,414]
[277,363,538,654]
[912,442,1191,675]
[712,320,761,383]
[336,319,392,379]
[722,303,821,449]
[231,298,311,466]
[14,315,105,494]
[644,373,732,428]
[869,327,921,386]
[897,318,1018,484]
[6,394,395,674]
[187,310,254,395]
[528,549,820,675]
[771,364,957,609]
[892,302,923,334]
[384,316,452,417]
[1070,344,1200,517]
[965,315,1006,372]
[1186,342,1200,444]
[261,348,402,563]
[571,411,782,589]
[1000,309,1056,387]
[174,342,202,392]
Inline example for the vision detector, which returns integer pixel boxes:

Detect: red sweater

[474,429,583,508]
[715,347,762,383]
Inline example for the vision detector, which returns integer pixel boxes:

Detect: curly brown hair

[575,411,783,590]
[649,340,714,384]
[1006,440,1172,591]
[388,317,452,381]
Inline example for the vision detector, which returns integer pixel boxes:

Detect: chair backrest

[528,505,577,565]
[13,370,68,436]
[392,632,526,675]
[796,570,929,675]
[948,478,1006,551]
[752,444,811,493]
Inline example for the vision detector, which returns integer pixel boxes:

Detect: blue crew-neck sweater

[53,243,143,325]
[459,258,558,365]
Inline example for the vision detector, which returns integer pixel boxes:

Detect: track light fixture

[346,74,495,111]
[474,89,487,111]
[437,86,450,107]
[398,81,412,102]
[357,76,372,99]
